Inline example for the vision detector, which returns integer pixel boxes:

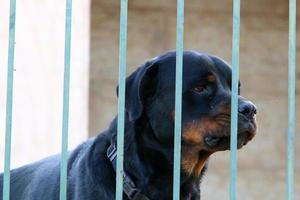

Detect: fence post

[230,0,241,199]
[287,0,297,199]
[116,0,128,199]
[2,0,17,199]
[173,0,185,200]
[59,0,73,199]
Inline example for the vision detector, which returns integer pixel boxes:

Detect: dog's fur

[0,51,257,200]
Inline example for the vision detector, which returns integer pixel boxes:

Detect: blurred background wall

[0,0,299,199]
[0,1,89,169]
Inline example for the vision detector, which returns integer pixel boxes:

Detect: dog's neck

[108,116,206,199]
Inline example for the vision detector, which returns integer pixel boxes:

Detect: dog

[0,50,257,200]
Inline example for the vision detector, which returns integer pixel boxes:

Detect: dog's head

[119,51,257,176]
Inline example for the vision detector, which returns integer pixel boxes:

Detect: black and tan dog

[0,51,257,200]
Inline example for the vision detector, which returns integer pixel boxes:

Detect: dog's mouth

[204,131,254,151]
[203,114,257,151]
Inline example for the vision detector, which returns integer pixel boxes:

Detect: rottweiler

[0,50,257,200]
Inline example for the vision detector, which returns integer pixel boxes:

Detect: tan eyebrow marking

[207,74,216,82]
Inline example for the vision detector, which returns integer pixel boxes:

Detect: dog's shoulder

[66,130,117,199]
[0,130,113,200]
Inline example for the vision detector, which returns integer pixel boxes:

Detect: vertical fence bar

[2,0,17,199]
[116,0,128,199]
[287,0,297,199]
[173,0,184,199]
[59,0,72,199]
[230,0,240,199]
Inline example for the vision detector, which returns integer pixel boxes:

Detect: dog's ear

[116,60,158,121]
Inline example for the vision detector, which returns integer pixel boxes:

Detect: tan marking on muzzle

[182,118,219,144]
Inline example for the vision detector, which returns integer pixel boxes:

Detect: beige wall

[90,0,299,199]
[0,0,90,170]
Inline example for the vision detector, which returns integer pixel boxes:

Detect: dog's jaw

[181,146,211,177]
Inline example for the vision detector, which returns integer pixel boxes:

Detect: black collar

[106,143,151,200]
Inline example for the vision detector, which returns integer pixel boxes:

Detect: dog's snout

[238,101,256,118]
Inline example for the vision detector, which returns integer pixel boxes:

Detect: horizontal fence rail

[287,0,297,200]
[59,0,73,199]
[2,0,17,199]
[230,0,241,199]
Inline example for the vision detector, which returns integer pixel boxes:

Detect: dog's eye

[192,85,207,93]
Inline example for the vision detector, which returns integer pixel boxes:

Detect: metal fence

[2,0,297,200]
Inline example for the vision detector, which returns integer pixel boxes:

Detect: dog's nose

[238,101,257,118]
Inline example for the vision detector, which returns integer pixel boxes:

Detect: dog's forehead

[154,51,232,83]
